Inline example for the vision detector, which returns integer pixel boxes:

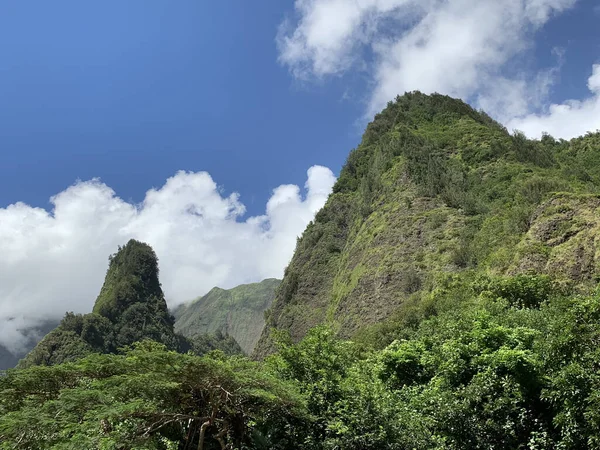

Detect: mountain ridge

[174,278,280,354]
[0,320,59,371]
[254,91,600,358]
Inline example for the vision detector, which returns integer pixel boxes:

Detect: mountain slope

[19,240,179,367]
[0,320,59,371]
[255,92,600,357]
[174,278,280,354]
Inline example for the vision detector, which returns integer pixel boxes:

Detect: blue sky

[0,1,360,215]
[0,0,599,212]
[533,0,600,99]
[0,0,599,349]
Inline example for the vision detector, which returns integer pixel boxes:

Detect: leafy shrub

[486,274,555,308]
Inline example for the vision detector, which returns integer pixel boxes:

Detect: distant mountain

[19,240,180,368]
[0,320,59,371]
[0,347,17,372]
[174,278,280,354]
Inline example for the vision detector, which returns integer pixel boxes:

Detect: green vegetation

[174,279,280,354]
[255,91,600,356]
[18,240,181,368]
[1,342,307,449]
[186,329,244,357]
[266,277,600,449]
[3,93,600,448]
[3,279,600,448]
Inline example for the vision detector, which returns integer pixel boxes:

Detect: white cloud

[278,0,600,139]
[278,0,424,78]
[0,166,336,353]
[507,64,600,139]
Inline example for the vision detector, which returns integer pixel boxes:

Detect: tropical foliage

[3,93,600,449]
[1,342,307,449]
[3,279,600,448]
[18,240,180,368]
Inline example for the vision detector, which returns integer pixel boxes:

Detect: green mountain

[174,278,280,354]
[3,93,600,449]
[255,91,600,357]
[19,240,180,367]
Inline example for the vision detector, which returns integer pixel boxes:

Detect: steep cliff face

[19,240,178,367]
[254,92,600,357]
[174,279,280,354]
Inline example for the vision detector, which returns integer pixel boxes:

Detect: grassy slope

[254,92,600,357]
[174,278,280,354]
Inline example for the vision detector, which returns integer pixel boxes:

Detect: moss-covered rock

[510,193,600,285]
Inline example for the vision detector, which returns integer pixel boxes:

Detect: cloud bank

[507,64,600,139]
[0,166,336,353]
[278,0,599,138]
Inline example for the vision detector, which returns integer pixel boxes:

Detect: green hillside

[3,93,600,448]
[255,92,600,357]
[174,278,280,354]
[18,240,180,368]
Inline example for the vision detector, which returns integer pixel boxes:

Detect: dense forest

[2,92,600,449]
